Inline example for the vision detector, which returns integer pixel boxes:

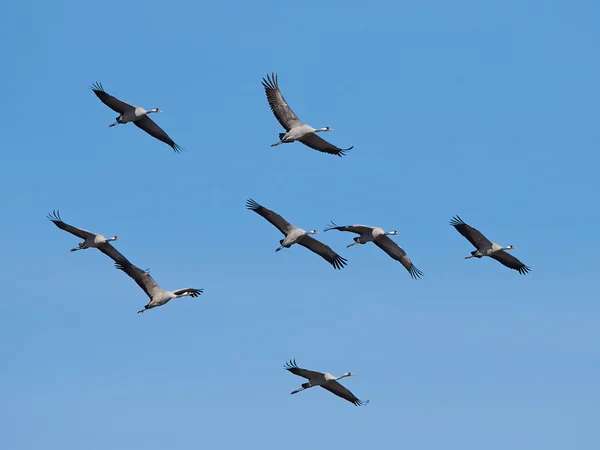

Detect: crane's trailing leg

[291,382,312,395]
[275,239,285,252]
[70,247,82,252]
[137,306,148,314]
[347,242,358,248]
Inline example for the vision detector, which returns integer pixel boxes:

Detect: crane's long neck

[334,374,350,381]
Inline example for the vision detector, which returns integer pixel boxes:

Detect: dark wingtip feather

[47,209,62,223]
[114,257,129,271]
[518,265,531,275]
[246,198,261,211]
[261,72,279,91]
[324,220,341,232]
[449,215,466,227]
[283,359,299,371]
[332,255,348,270]
[171,143,184,154]
[337,146,354,157]
[354,399,370,407]
[409,265,424,280]
[90,81,105,93]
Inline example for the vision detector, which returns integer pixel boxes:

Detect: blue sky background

[1,1,599,449]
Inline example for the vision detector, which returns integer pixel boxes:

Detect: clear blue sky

[1,1,599,449]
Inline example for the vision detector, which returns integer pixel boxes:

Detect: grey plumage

[261,73,353,156]
[325,221,423,279]
[450,215,531,274]
[246,199,347,270]
[47,210,123,259]
[113,257,203,314]
[284,359,369,407]
[91,82,183,153]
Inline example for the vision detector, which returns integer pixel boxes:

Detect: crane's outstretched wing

[283,359,323,380]
[262,73,303,131]
[374,235,423,279]
[134,116,183,153]
[172,288,204,297]
[449,216,492,250]
[114,257,161,299]
[47,210,95,240]
[298,133,353,157]
[298,236,348,270]
[246,198,294,235]
[90,82,133,114]
[321,381,369,407]
[490,251,531,275]
[324,221,374,235]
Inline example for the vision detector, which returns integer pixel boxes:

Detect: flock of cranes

[47,73,531,407]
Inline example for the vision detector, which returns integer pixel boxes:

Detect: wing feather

[321,381,369,407]
[246,198,293,235]
[324,221,374,235]
[47,210,95,240]
[449,215,492,250]
[262,73,303,131]
[298,133,353,157]
[283,359,323,380]
[134,116,183,153]
[374,235,423,279]
[90,82,132,114]
[490,251,531,274]
[114,257,161,299]
[298,236,348,270]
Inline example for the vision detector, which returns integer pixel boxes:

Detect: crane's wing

[172,288,204,297]
[262,73,303,131]
[297,236,348,270]
[90,82,133,114]
[283,359,323,380]
[47,210,96,240]
[374,235,423,279]
[114,257,161,299]
[134,116,183,153]
[489,251,531,275]
[324,220,374,235]
[298,133,353,157]
[96,242,133,266]
[246,198,293,235]
[321,381,369,407]
[449,216,492,250]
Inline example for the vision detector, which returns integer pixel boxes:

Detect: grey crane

[47,210,121,255]
[450,216,531,274]
[47,211,202,313]
[262,73,353,157]
[113,257,203,314]
[246,199,347,270]
[325,221,424,279]
[91,82,183,153]
[284,359,369,407]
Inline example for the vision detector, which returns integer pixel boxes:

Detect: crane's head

[307,230,319,235]
[149,108,162,113]
[343,372,356,377]
[505,245,515,250]
[387,230,400,235]
[109,236,119,242]
[318,127,333,132]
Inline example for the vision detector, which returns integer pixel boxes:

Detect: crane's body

[450,216,531,274]
[91,82,183,153]
[284,359,369,407]
[262,73,353,157]
[247,199,348,270]
[324,221,423,279]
